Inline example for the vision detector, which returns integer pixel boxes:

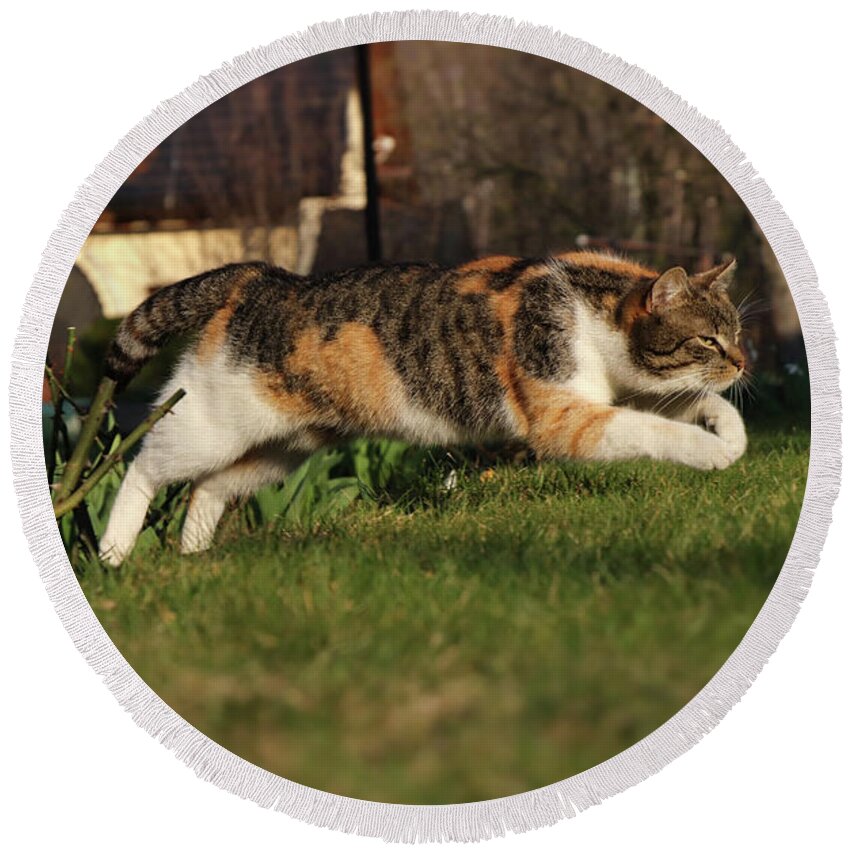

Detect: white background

[1,2,847,847]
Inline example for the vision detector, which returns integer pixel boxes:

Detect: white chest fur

[565,304,631,403]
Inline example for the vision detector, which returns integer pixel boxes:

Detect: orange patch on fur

[280,322,403,429]
[616,286,651,331]
[567,407,615,457]
[514,379,615,460]
[196,306,235,362]
[456,273,491,295]
[457,255,518,273]
[601,292,619,312]
[558,251,657,280]
[253,327,330,423]
[489,278,550,435]
[253,377,317,420]
[490,285,523,331]
[494,354,529,436]
[196,266,264,362]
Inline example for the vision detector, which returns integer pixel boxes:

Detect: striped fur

[105,262,269,387]
[100,252,747,564]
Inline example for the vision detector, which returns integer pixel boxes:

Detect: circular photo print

[44,39,809,808]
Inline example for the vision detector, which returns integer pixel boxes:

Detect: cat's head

[623,259,745,392]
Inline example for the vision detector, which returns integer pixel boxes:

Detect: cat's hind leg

[98,458,158,566]
[99,422,238,566]
[99,349,316,565]
[99,369,263,565]
[180,447,308,555]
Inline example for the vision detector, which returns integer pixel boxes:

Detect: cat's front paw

[701,401,747,462]
[673,425,740,471]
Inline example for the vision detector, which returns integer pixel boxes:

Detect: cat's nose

[728,346,745,372]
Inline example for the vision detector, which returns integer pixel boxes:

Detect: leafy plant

[249,450,360,529]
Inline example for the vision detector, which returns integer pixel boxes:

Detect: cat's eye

[697,336,722,351]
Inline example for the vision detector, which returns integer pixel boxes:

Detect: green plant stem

[46,367,63,486]
[54,376,117,503]
[72,503,100,561]
[63,327,76,387]
[54,389,185,519]
[44,367,85,416]
[47,327,78,484]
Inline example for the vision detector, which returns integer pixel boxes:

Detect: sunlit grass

[77,426,808,804]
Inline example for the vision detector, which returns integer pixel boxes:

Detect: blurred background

[51,41,805,409]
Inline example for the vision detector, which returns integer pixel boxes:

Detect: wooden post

[356,43,382,262]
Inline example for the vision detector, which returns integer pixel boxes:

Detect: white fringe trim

[8,10,841,844]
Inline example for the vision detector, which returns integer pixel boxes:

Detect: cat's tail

[104,262,268,389]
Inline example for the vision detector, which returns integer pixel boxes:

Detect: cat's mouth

[707,370,744,393]
[672,364,743,394]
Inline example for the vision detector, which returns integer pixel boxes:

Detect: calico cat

[99,251,747,565]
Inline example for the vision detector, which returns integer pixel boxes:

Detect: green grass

[75,425,808,805]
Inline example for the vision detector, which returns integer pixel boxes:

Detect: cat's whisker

[739,305,771,321]
[736,290,768,319]
[650,386,694,416]
[739,375,756,405]
[733,382,740,409]
[735,287,757,312]
[614,388,649,406]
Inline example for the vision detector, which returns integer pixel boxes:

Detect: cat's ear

[647,267,690,313]
[691,258,737,292]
